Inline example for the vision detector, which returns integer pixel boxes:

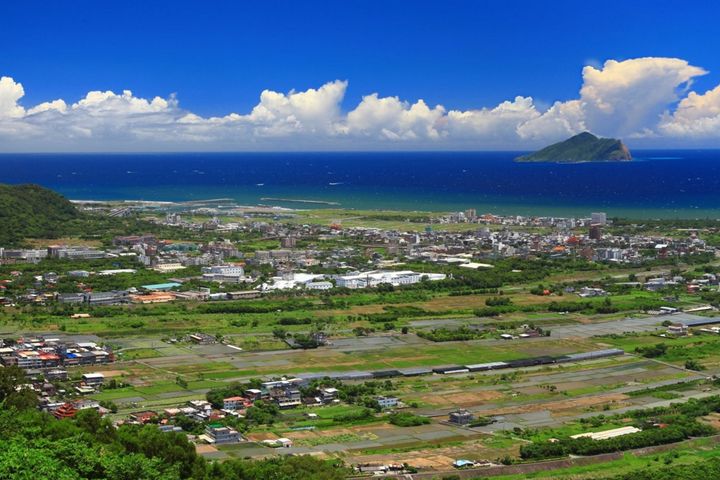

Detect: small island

[515,131,632,163]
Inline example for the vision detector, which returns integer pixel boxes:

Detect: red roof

[53,403,78,419]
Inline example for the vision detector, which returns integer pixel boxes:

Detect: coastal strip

[260,197,340,206]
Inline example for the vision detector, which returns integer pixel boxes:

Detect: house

[82,373,105,386]
[375,396,399,409]
[578,287,607,297]
[245,388,262,401]
[203,424,242,444]
[223,396,245,411]
[130,411,158,424]
[667,323,689,336]
[319,387,339,403]
[46,369,68,381]
[263,437,293,448]
[449,409,474,425]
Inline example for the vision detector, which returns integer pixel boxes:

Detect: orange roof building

[53,402,78,419]
[130,292,175,304]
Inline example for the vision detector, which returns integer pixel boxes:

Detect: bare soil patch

[482,393,628,416]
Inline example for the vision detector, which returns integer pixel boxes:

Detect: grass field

[490,437,720,479]
[601,331,720,368]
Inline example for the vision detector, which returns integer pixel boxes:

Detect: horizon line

[1,148,720,155]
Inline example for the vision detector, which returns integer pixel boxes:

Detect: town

[4,196,720,479]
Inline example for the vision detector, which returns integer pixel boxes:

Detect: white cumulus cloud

[658,84,720,137]
[0,76,26,118]
[1,56,720,151]
[446,96,541,145]
[345,94,446,140]
[520,57,708,142]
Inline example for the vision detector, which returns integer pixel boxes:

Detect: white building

[153,263,185,273]
[591,212,607,225]
[375,396,399,409]
[202,425,242,444]
[223,396,245,410]
[203,265,245,276]
[306,281,333,291]
[82,373,105,386]
[335,270,445,289]
[571,426,640,441]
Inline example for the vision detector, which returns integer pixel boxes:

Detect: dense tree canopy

[0,368,347,480]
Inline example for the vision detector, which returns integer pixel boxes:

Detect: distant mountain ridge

[516,132,632,163]
[0,184,79,246]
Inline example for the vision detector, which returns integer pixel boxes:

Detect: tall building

[280,236,297,248]
[591,212,607,225]
[589,224,602,240]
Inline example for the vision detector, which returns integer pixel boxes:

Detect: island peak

[516,132,632,163]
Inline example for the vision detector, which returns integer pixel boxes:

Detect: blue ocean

[1,151,720,218]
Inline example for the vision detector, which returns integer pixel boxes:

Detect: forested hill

[0,184,79,246]
[515,132,632,163]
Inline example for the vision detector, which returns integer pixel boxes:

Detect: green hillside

[0,184,80,246]
[516,131,632,163]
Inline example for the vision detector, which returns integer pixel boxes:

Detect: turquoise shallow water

[1,151,720,218]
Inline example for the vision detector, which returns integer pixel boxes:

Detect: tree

[245,400,280,425]
[3,388,38,410]
[685,359,705,371]
[0,365,27,404]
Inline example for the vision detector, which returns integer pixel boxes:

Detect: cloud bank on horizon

[1,56,720,152]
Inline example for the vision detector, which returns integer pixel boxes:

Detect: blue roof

[142,282,182,290]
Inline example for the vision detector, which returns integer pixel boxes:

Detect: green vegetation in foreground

[0,366,346,480]
[601,332,720,368]
[517,396,720,461]
[0,183,79,246]
[485,439,720,480]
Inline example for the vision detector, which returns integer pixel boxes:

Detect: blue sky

[1,0,720,151]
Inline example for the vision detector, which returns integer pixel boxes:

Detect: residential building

[375,396,399,409]
[203,424,242,444]
[223,396,245,411]
[82,373,105,386]
[449,409,474,425]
